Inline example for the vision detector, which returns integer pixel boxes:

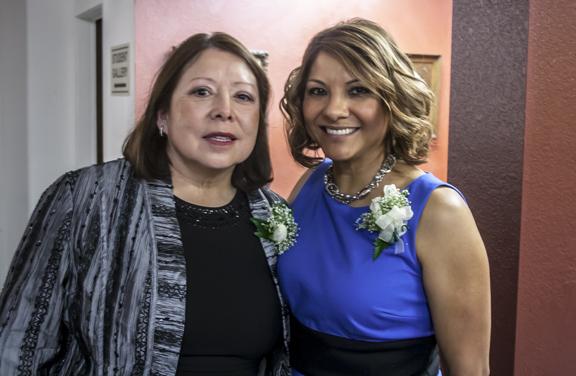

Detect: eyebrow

[307,78,360,85]
[233,81,257,88]
[189,77,257,88]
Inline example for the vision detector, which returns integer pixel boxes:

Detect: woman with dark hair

[0,32,292,376]
[278,19,490,375]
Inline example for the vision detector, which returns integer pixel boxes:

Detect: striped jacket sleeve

[0,173,74,374]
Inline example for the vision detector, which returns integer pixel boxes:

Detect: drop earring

[157,118,167,137]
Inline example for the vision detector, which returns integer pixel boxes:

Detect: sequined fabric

[174,195,243,229]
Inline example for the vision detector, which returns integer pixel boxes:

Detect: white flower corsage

[251,203,299,255]
[356,184,414,260]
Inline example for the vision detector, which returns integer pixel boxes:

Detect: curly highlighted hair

[280,18,434,168]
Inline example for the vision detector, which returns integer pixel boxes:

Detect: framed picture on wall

[407,54,441,137]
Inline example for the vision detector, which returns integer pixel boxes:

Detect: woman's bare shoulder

[288,167,316,204]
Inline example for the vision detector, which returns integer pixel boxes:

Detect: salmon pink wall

[515,0,576,374]
[134,0,452,197]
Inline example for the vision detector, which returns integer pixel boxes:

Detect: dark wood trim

[96,18,103,164]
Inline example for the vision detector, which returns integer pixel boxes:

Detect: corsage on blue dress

[278,160,461,376]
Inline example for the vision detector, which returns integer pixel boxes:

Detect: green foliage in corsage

[251,203,299,255]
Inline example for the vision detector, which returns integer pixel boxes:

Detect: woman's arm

[0,174,73,374]
[417,187,491,375]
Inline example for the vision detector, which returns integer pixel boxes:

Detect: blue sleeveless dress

[277,160,460,375]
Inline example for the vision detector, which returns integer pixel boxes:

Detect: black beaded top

[174,191,282,376]
[174,195,242,230]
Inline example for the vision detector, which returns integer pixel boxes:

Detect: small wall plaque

[111,44,130,95]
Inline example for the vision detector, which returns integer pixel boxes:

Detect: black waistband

[290,318,439,376]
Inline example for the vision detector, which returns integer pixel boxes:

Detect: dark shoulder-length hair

[280,18,434,168]
[123,32,272,192]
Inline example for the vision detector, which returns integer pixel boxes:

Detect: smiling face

[162,48,260,178]
[302,52,389,166]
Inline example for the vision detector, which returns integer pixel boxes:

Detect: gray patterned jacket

[0,159,290,375]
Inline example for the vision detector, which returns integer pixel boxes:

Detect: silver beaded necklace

[324,154,397,205]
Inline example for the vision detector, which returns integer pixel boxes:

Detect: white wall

[0,0,135,287]
[0,0,29,286]
[102,0,135,161]
[74,0,101,169]
[74,0,136,166]
[26,0,134,205]
[27,0,77,209]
